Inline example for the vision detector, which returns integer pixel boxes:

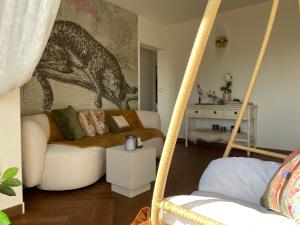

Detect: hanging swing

[134,0,300,224]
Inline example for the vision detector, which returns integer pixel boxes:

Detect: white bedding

[198,157,281,205]
[164,192,295,225]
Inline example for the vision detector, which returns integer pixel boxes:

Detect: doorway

[139,47,158,111]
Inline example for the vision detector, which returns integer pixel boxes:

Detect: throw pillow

[52,106,86,140]
[261,153,300,221]
[107,115,130,133]
[78,111,97,137]
[283,148,300,165]
[89,110,109,135]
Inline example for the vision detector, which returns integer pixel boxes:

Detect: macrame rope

[224,0,280,158]
[149,0,285,224]
[151,0,221,224]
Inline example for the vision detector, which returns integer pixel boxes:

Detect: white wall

[138,16,166,50]
[158,0,300,150]
[0,89,23,210]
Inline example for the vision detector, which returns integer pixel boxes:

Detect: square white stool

[106,145,156,198]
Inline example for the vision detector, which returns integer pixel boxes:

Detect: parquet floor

[11,143,283,225]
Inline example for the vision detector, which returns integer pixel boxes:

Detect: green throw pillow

[107,115,130,133]
[52,106,86,140]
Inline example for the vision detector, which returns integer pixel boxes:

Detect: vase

[223,92,231,104]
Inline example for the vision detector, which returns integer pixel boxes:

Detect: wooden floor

[11,143,283,225]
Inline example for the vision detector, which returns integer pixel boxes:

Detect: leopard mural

[34,20,137,110]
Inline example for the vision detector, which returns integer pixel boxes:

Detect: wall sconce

[216,36,228,48]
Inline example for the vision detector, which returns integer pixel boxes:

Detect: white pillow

[198,157,281,205]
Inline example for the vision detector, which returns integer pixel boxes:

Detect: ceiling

[105,0,271,25]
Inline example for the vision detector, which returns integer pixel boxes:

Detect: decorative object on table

[220,73,233,105]
[220,126,227,132]
[207,90,219,104]
[212,124,219,131]
[136,137,143,148]
[215,35,229,48]
[217,99,224,105]
[0,167,22,225]
[125,135,137,151]
[195,84,204,105]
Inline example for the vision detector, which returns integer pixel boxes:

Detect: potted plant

[220,73,232,104]
[0,167,22,225]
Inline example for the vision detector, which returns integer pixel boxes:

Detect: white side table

[106,145,156,198]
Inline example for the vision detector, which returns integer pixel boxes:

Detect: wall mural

[21,0,138,115]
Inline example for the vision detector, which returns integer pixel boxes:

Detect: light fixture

[216,36,228,48]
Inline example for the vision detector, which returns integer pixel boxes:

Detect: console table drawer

[224,109,248,119]
[205,109,224,117]
[188,109,205,117]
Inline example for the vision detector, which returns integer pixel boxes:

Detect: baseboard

[177,138,227,149]
[2,203,23,218]
[179,138,289,155]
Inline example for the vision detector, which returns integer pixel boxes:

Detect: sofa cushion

[105,109,144,129]
[52,106,86,140]
[48,128,164,149]
[199,157,280,205]
[261,153,300,221]
[78,110,97,137]
[107,115,130,133]
[89,110,109,135]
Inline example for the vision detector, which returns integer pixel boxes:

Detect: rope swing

[148,0,295,224]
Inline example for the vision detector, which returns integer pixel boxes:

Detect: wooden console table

[185,104,258,148]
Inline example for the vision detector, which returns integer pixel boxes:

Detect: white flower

[225,73,232,82]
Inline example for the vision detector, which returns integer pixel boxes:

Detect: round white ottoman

[37,144,106,191]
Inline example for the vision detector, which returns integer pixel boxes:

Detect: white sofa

[21,110,163,191]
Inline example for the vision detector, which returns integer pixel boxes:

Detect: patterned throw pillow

[78,111,97,137]
[261,153,300,221]
[107,115,130,133]
[89,110,109,135]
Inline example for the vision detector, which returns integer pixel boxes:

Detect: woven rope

[223,0,280,158]
[150,0,221,224]
[149,0,284,224]
[162,201,225,225]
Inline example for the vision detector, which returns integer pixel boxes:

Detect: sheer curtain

[0,0,61,96]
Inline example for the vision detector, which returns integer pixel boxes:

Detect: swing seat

[162,157,295,225]
[198,157,281,204]
[164,192,294,225]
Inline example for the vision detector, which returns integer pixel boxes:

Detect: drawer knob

[214,111,217,114]
[234,111,238,115]
[195,110,198,113]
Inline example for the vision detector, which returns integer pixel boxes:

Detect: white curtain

[0,0,61,96]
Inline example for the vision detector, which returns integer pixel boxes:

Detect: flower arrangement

[207,90,218,104]
[0,167,22,225]
[220,73,232,93]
